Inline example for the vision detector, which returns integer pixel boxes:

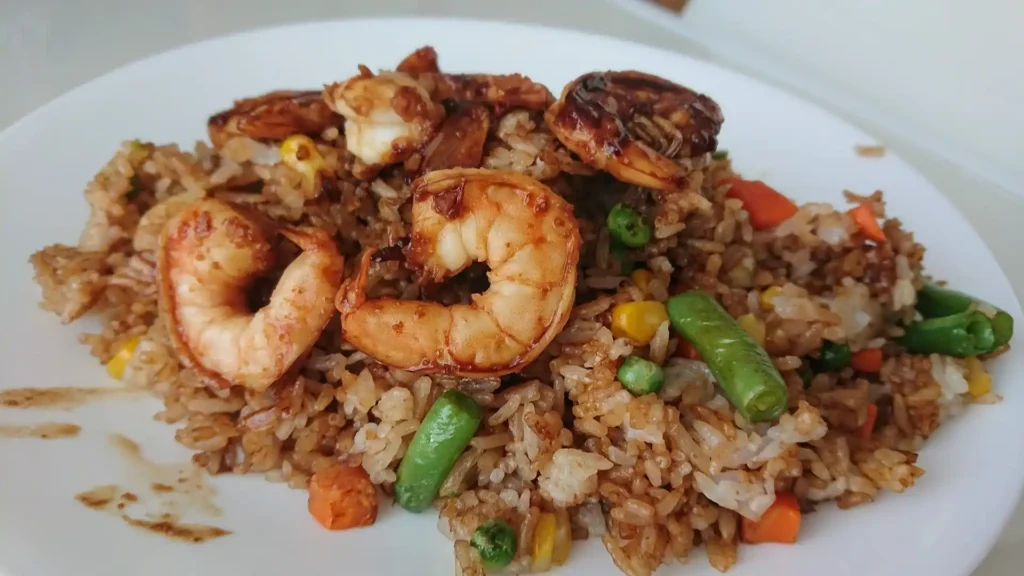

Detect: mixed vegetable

[395,390,482,513]
[740,493,801,544]
[617,356,665,396]
[902,282,1013,357]
[308,464,379,530]
[665,290,789,423]
[471,519,517,570]
[607,203,652,248]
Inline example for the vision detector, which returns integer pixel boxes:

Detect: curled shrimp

[337,169,581,376]
[393,45,553,113]
[158,198,343,391]
[207,90,339,148]
[324,69,444,169]
[545,71,724,191]
[418,72,554,114]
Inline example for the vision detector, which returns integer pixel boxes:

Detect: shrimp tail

[337,250,373,316]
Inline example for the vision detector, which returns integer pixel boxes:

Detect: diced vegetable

[106,335,141,379]
[395,390,482,512]
[607,203,652,248]
[712,150,729,160]
[916,282,1013,348]
[280,135,324,192]
[611,301,669,345]
[617,356,665,396]
[965,356,992,398]
[308,464,379,530]
[901,310,998,357]
[470,518,517,570]
[740,493,801,544]
[736,314,766,347]
[676,337,701,360]
[552,507,572,565]
[847,203,886,243]
[630,269,654,295]
[759,286,783,312]
[665,291,789,423]
[859,403,878,439]
[811,340,852,372]
[722,178,798,230]
[532,512,557,571]
[850,348,883,373]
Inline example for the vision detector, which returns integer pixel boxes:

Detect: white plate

[0,18,1021,576]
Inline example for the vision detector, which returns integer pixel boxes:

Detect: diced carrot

[850,348,883,373]
[722,178,798,230]
[860,403,879,440]
[676,338,701,360]
[740,493,801,544]
[847,203,886,243]
[308,464,379,530]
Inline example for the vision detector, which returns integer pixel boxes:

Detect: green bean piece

[607,203,652,248]
[471,518,517,570]
[916,282,1014,348]
[902,310,999,357]
[617,356,665,396]
[665,291,789,422]
[811,341,852,373]
[394,390,482,513]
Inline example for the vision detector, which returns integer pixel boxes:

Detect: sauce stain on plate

[73,434,230,544]
[0,386,140,410]
[0,422,81,439]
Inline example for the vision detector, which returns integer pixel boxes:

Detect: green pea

[610,240,635,275]
[471,518,517,570]
[617,356,665,396]
[712,150,729,160]
[607,203,652,248]
[812,341,852,372]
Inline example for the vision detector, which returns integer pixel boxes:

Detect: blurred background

[1,0,1021,572]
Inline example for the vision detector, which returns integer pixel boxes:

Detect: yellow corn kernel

[611,301,668,345]
[532,512,557,571]
[552,507,572,565]
[965,356,991,398]
[280,135,324,192]
[737,314,766,347]
[630,269,654,295]
[759,286,783,312]
[105,336,141,380]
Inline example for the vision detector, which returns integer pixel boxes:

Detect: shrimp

[324,69,444,170]
[393,45,553,113]
[337,169,581,376]
[418,72,554,114]
[207,90,339,148]
[545,71,724,191]
[419,101,491,173]
[158,198,344,391]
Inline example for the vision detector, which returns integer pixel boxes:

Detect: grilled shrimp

[337,169,581,376]
[207,90,339,148]
[545,71,723,191]
[395,46,553,113]
[159,198,343,391]
[324,69,444,169]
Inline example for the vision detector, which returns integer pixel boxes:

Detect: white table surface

[2,1,1022,574]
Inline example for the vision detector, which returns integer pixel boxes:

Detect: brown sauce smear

[74,435,228,544]
[0,386,138,410]
[120,515,231,544]
[0,423,80,439]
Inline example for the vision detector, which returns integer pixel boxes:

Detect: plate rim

[1,16,1022,576]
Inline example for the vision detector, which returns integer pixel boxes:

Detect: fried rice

[29,46,1009,575]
